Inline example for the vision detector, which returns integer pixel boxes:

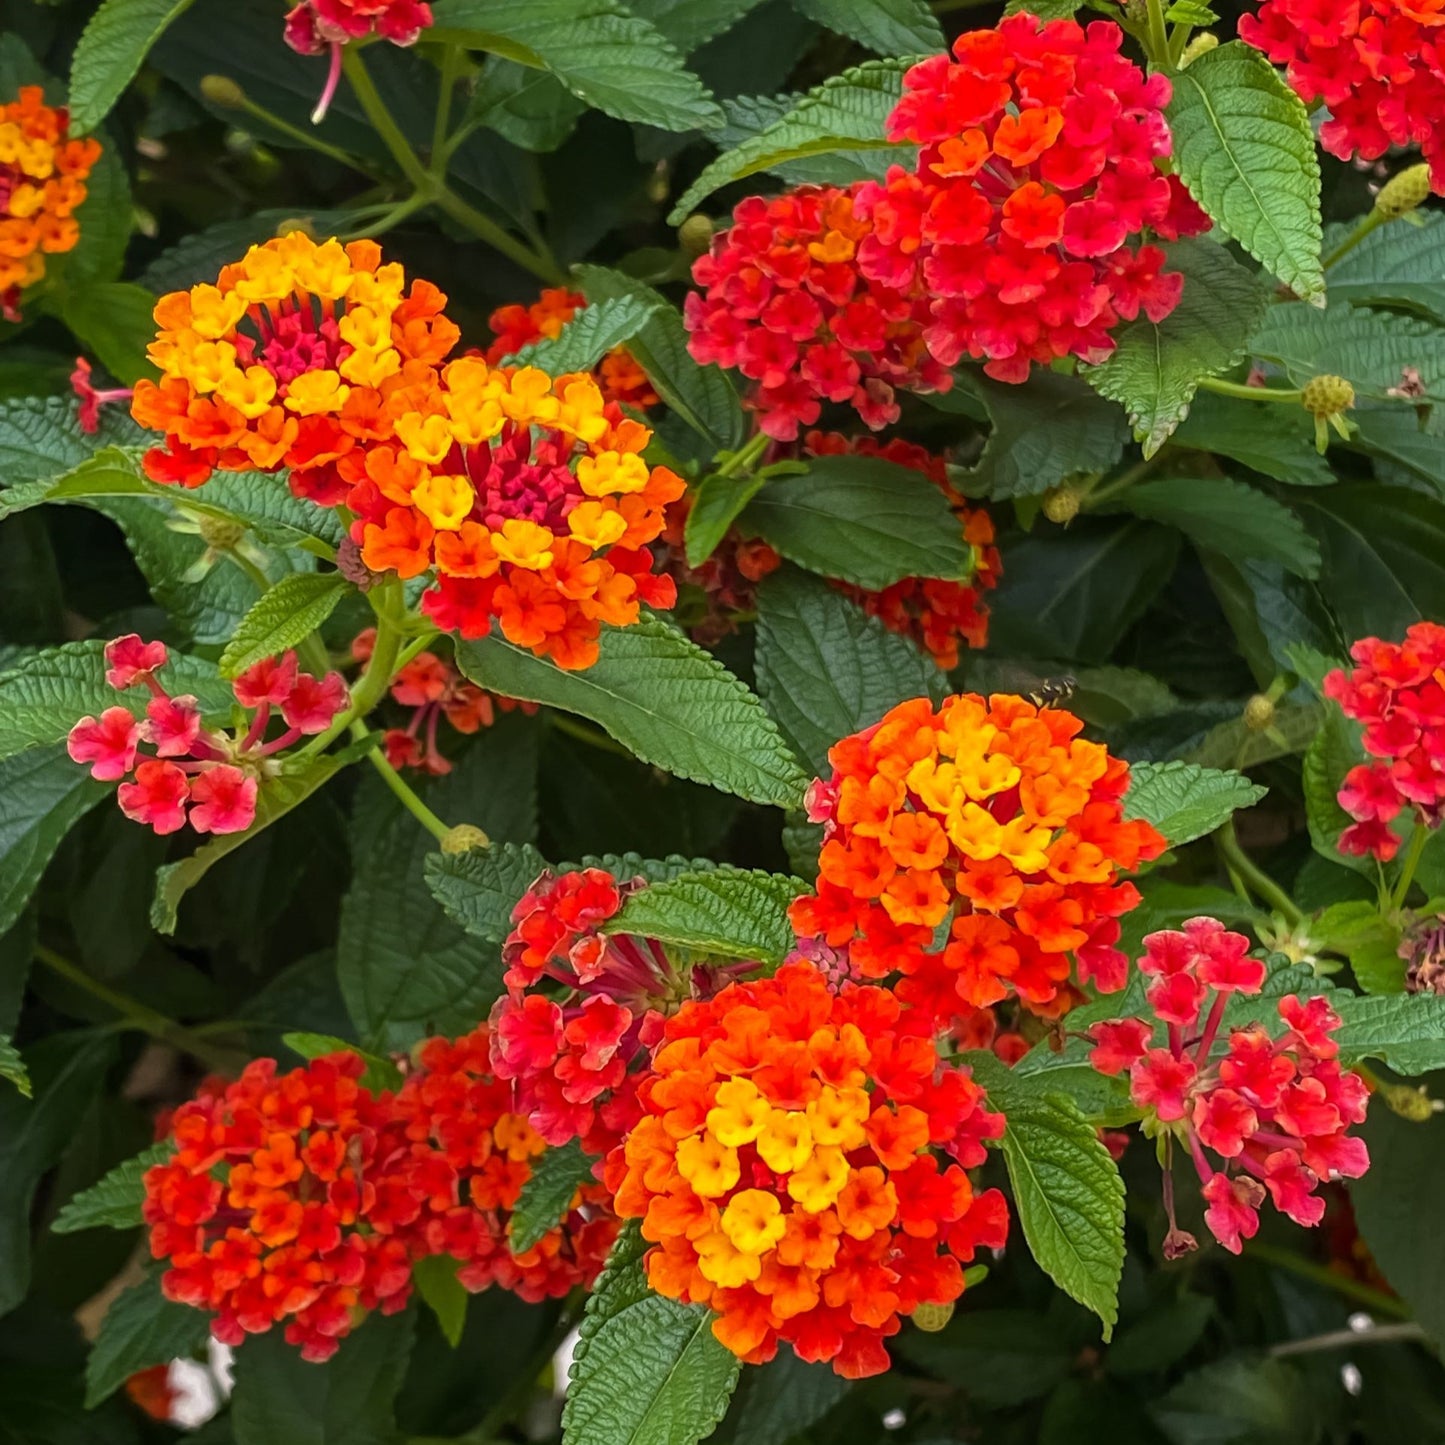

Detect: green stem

[339,191,430,241]
[1197,377,1304,404]
[34,946,240,1073]
[713,431,770,478]
[233,90,370,172]
[431,42,462,163]
[430,188,563,283]
[1246,1242,1412,1320]
[1271,1321,1426,1357]
[1081,457,1155,511]
[342,47,432,192]
[1391,823,1430,912]
[1143,0,1172,68]
[1323,208,1388,271]
[297,596,405,758]
[357,722,453,841]
[1216,819,1304,927]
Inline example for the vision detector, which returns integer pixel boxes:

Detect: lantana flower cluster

[1323,622,1445,862]
[804,431,1000,668]
[283,0,432,53]
[608,961,1008,1377]
[130,232,684,669]
[0,87,101,321]
[492,868,757,1162]
[1239,0,1445,193]
[350,627,532,775]
[855,14,1209,382]
[66,636,346,836]
[145,1039,619,1362]
[684,184,952,440]
[485,287,658,411]
[790,693,1167,1035]
[1088,919,1370,1255]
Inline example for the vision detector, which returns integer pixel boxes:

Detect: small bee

[1021,675,1078,709]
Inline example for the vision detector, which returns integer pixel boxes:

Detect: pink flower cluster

[1324,622,1445,862]
[283,0,432,55]
[66,635,348,836]
[1089,919,1369,1256]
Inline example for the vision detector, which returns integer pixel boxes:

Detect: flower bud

[910,1301,955,1332]
[1243,694,1276,732]
[200,75,247,109]
[1375,163,1432,220]
[1042,483,1082,525]
[197,513,246,552]
[678,213,714,260]
[1377,1080,1439,1122]
[1179,32,1219,67]
[440,823,490,855]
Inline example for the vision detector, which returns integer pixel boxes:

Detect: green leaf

[1249,303,1445,402]
[468,58,586,151]
[666,59,915,224]
[1313,900,1403,994]
[1123,760,1266,846]
[412,1256,469,1349]
[1352,404,1445,493]
[1107,1295,1213,1377]
[995,1089,1125,1339]
[1301,710,1373,879]
[1334,992,1445,1075]
[151,754,352,934]
[509,1140,595,1254]
[85,1272,209,1407]
[508,295,662,375]
[1120,477,1321,578]
[231,1307,415,1445]
[424,841,549,946]
[683,472,767,569]
[1165,41,1324,302]
[723,1351,849,1445]
[280,1033,403,1092]
[0,747,109,938]
[896,1309,1074,1406]
[1171,392,1334,486]
[786,0,942,54]
[631,0,770,51]
[1152,1356,1318,1445]
[456,619,808,809]
[430,0,723,133]
[1325,211,1445,325]
[739,456,973,590]
[59,281,158,386]
[1083,238,1268,457]
[0,1032,117,1315]
[0,1035,28,1097]
[51,1140,171,1233]
[63,141,135,285]
[962,369,1131,500]
[609,866,801,963]
[563,1223,741,1445]
[753,567,937,775]
[0,640,231,763]
[218,573,349,680]
[576,267,744,451]
[0,394,139,483]
[68,0,197,132]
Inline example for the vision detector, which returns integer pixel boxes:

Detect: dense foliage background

[5,0,1445,1441]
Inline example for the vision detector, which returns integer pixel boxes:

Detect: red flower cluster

[1324,622,1445,861]
[1240,0,1445,193]
[1089,919,1370,1256]
[804,431,1000,668]
[144,1054,415,1362]
[854,15,1209,382]
[684,185,951,440]
[350,627,533,775]
[392,1026,620,1300]
[485,288,658,411]
[66,636,347,836]
[789,694,1166,1036]
[608,961,1008,1377]
[492,869,756,1161]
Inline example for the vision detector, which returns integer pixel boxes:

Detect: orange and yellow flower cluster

[0,88,100,321]
[485,287,658,411]
[130,232,684,668]
[608,962,1008,1377]
[790,694,1167,1033]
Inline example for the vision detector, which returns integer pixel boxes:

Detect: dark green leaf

[424,841,549,946]
[85,1273,209,1406]
[0,1036,28,1098]
[59,282,157,386]
[1152,1356,1318,1445]
[51,1140,172,1234]
[1326,211,1445,324]
[68,0,197,132]
[412,1256,468,1350]
[785,0,942,54]
[1334,992,1445,1075]
[509,1140,595,1255]
[1123,760,1267,845]
[897,1310,1074,1406]
[279,1033,402,1092]
[509,296,662,375]
[721,1350,848,1445]
[63,141,134,285]
[609,866,801,963]
[684,472,767,569]
[218,573,349,680]
[1171,392,1334,487]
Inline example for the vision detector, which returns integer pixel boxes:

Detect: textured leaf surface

[60,282,159,385]
[754,567,937,774]
[1084,239,1267,456]
[219,573,349,679]
[610,867,802,963]
[509,1140,595,1254]
[786,0,942,54]
[563,1225,741,1445]
[1171,393,1333,486]
[1166,42,1323,301]
[684,472,767,569]
[1333,993,1445,1075]
[740,456,973,590]
[431,0,722,133]
[508,295,662,375]
[457,620,808,808]
[85,1273,209,1406]
[0,395,140,485]
[52,1140,171,1233]
[68,0,196,131]
[630,0,769,52]
[424,842,549,946]
[412,1256,468,1349]
[724,1351,850,1445]
[1121,477,1321,577]
[1326,211,1445,324]
[1123,760,1266,846]
[668,59,914,222]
